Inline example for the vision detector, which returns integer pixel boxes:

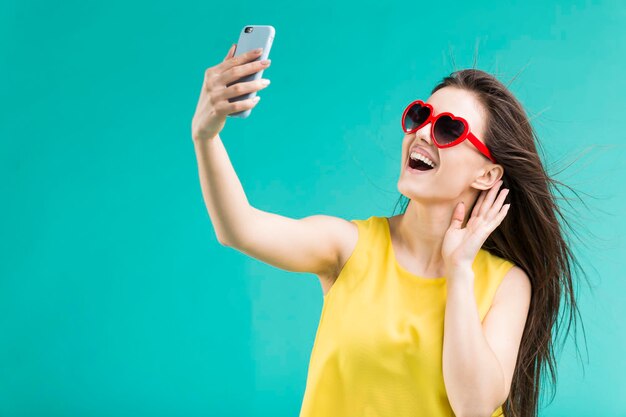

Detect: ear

[470,163,505,191]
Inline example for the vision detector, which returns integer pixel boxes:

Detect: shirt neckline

[382,216,447,283]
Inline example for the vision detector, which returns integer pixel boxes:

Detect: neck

[394,198,472,276]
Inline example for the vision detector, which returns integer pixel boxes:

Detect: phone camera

[245,27,253,33]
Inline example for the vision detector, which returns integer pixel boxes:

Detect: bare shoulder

[493,265,532,306]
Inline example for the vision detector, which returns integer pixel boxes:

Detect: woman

[191,44,585,417]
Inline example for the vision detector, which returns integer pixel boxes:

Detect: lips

[406,158,436,174]
[408,145,438,167]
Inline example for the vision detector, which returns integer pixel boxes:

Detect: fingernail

[255,48,263,53]
[261,79,270,85]
[260,59,271,65]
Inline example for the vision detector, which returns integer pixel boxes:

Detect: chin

[398,178,452,205]
[398,182,427,200]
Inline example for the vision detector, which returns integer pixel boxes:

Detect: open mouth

[409,158,434,171]
[407,155,436,171]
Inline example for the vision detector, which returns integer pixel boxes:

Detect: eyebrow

[428,102,469,121]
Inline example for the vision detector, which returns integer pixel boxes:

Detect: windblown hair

[392,69,591,417]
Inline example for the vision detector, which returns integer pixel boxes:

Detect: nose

[414,125,434,146]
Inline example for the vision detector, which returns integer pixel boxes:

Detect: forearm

[442,269,505,417]
[192,134,254,245]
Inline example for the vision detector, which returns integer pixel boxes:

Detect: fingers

[449,202,466,230]
[217,58,271,86]
[489,185,509,216]
[200,45,271,118]
[218,78,271,101]
[471,189,486,219]
[214,94,262,117]
[223,44,236,62]
[494,202,511,224]
[216,47,265,73]
[478,180,504,218]
[485,182,510,227]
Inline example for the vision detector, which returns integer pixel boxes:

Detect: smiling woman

[389,69,590,417]
[191,44,589,417]
[296,70,589,417]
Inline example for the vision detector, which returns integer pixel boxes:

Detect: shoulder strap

[346,215,388,269]
[326,216,385,298]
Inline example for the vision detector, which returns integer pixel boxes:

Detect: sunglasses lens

[434,115,465,144]
[404,103,430,131]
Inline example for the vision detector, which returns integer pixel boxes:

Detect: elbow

[217,233,234,247]
[451,398,503,417]
[455,404,503,417]
[216,229,239,247]
[451,377,507,417]
[218,236,234,247]
[454,409,493,417]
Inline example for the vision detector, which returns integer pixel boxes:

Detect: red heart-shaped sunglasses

[401,100,496,163]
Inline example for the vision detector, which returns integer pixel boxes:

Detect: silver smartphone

[226,25,275,119]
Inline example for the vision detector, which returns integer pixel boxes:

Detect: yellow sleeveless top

[299,215,515,417]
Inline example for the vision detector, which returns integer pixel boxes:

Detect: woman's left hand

[442,180,511,276]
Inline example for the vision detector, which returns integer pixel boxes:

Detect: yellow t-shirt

[299,215,514,417]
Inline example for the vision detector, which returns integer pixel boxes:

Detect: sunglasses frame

[401,100,496,163]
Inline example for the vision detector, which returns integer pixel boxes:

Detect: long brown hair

[392,69,592,417]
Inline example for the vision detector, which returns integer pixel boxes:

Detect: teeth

[410,151,436,168]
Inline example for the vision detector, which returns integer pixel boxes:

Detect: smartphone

[226,25,275,118]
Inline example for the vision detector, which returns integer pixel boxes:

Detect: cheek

[437,153,479,185]
[402,135,411,150]
[401,137,411,163]
[438,167,472,189]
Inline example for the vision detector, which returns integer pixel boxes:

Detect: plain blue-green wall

[1,0,625,416]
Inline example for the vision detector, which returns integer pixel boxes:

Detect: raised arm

[193,136,352,278]
[191,44,354,284]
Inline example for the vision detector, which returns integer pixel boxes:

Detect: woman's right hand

[191,44,272,142]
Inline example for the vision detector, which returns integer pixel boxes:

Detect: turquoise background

[1,0,625,415]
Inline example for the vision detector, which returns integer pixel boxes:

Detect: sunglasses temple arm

[467,132,496,163]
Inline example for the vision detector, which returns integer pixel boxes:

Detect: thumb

[223,44,236,62]
[449,202,465,230]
